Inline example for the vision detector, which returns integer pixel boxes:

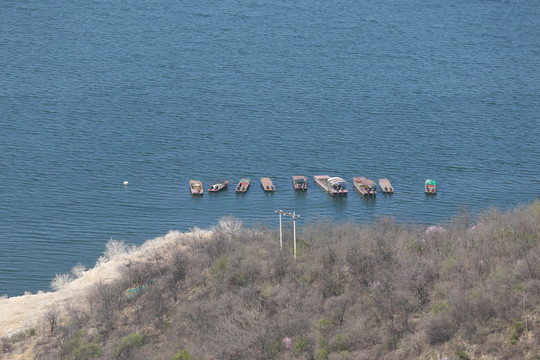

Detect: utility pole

[275,210,300,260]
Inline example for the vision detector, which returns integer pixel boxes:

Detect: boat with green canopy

[425,179,437,195]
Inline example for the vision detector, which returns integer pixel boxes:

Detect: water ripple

[1,0,539,296]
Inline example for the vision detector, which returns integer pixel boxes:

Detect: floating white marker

[123,181,129,186]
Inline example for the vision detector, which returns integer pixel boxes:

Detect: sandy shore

[0,229,210,339]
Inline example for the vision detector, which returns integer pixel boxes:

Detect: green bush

[64,331,83,356]
[230,272,250,287]
[72,343,102,360]
[293,336,309,356]
[64,331,102,360]
[335,334,347,352]
[211,257,228,275]
[114,333,143,359]
[432,300,448,315]
[456,350,470,360]
[316,341,329,359]
[171,349,194,360]
[509,320,524,344]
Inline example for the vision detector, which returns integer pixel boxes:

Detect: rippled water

[1,0,539,296]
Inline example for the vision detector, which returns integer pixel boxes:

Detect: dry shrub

[50,273,73,291]
[71,263,86,278]
[200,232,233,262]
[97,239,132,265]
[424,314,458,345]
[217,216,243,237]
[2,337,13,353]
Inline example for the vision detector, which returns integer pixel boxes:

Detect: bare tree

[45,307,59,334]
[168,249,188,302]
[217,216,243,237]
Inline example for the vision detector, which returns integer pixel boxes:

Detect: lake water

[1,0,539,296]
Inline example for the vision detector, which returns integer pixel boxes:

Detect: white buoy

[123,181,129,186]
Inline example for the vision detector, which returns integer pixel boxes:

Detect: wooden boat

[260,177,275,192]
[378,178,394,194]
[425,179,437,195]
[235,178,250,193]
[313,175,348,195]
[189,180,204,195]
[208,180,229,193]
[292,175,307,190]
[353,177,377,196]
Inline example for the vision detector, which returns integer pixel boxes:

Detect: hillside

[1,204,539,359]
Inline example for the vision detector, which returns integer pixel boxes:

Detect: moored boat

[313,175,348,195]
[189,180,204,195]
[292,175,308,190]
[353,177,377,196]
[261,177,275,192]
[425,179,437,194]
[235,178,250,193]
[208,180,229,193]
[379,178,394,194]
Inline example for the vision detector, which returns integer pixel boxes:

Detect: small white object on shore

[123,181,129,186]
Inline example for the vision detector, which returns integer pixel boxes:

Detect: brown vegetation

[2,202,540,360]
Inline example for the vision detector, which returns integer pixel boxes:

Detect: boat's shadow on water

[359,196,377,211]
[327,194,348,203]
[209,189,229,196]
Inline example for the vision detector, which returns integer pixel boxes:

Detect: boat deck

[190,180,204,195]
[236,178,250,193]
[353,177,377,196]
[261,177,275,192]
[379,178,394,194]
[292,175,307,190]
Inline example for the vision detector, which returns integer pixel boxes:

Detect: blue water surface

[1,0,539,296]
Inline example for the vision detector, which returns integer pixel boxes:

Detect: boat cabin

[328,177,348,192]
[292,176,307,190]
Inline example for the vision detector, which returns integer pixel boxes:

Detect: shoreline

[0,229,212,338]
